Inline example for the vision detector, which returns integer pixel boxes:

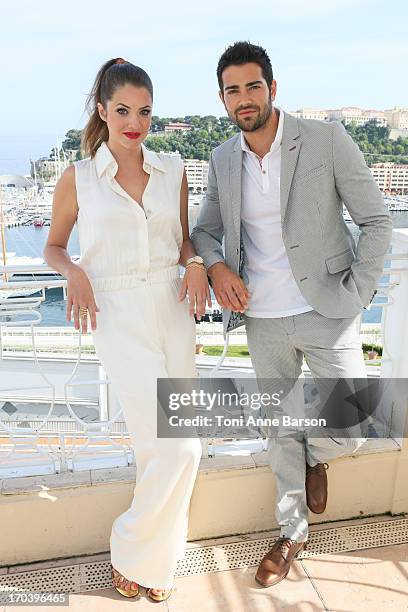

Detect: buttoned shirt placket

[105,158,152,282]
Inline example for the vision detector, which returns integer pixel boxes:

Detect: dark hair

[217,41,273,91]
[82,58,153,157]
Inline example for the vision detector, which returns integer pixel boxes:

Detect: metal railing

[1,243,408,478]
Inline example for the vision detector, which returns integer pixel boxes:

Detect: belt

[90,265,180,292]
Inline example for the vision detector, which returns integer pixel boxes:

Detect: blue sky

[1,0,406,174]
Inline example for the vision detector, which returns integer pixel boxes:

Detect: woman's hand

[66,265,100,333]
[178,266,212,320]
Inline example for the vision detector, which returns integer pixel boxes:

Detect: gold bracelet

[186,262,206,271]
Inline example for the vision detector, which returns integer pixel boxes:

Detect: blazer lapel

[229,135,242,240]
[227,116,301,242]
[280,113,302,222]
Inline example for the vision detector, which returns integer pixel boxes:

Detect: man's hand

[207,262,250,312]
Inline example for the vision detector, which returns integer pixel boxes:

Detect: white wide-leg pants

[90,265,202,590]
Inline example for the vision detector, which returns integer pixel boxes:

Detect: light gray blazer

[190,112,393,337]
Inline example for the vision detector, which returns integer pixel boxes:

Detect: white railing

[1,232,408,478]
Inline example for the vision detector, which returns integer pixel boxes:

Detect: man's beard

[231,95,273,132]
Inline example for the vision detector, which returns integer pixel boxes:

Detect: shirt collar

[94,140,166,178]
[240,106,284,156]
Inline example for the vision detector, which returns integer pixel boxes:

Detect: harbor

[1,189,408,229]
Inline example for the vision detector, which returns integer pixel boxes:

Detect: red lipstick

[124,132,141,139]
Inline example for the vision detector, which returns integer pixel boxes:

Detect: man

[190,41,393,587]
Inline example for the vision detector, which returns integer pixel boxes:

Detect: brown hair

[81,58,154,157]
[217,41,273,91]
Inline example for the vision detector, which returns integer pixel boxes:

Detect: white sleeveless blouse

[73,141,184,291]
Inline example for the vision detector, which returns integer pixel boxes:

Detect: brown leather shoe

[255,537,307,587]
[306,461,329,513]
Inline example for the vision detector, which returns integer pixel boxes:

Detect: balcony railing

[1,229,408,479]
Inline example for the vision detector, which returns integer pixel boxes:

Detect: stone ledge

[0,439,400,495]
[0,445,404,567]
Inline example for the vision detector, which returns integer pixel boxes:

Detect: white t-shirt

[240,108,314,318]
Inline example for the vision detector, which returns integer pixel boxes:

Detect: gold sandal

[111,567,139,598]
[146,587,174,602]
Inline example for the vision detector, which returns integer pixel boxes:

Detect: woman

[43,57,211,602]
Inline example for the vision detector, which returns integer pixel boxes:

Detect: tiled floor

[1,542,407,611]
[300,544,408,612]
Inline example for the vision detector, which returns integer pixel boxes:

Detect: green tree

[52,116,407,165]
[62,129,82,150]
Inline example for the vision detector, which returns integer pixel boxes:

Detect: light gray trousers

[243,309,367,542]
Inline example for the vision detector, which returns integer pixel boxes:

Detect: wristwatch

[186,256,204,266]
